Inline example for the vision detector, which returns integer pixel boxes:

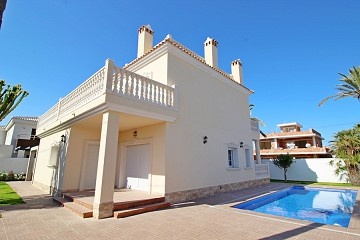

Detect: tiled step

[63,202,93,218]
[53,196,93,218]
[113,201,171,218]
[72,198,93,210]
[113,196,166,211]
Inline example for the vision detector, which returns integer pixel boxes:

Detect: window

[227,147,239,168]
[245,149,251,168]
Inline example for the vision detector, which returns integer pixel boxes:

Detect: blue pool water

[233,186,357,227]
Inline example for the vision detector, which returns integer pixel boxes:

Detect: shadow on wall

[50,132,69,196]
[263,158,348,183]
[263,159,317,182]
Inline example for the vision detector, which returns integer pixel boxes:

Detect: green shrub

[0,171,25,181]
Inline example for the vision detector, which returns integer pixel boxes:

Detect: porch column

[255,140,261,164]
[273,138,278,149]
[93,111,120,219]
[312,136,316,147]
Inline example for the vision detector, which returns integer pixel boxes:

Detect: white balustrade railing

[38,60,176,130]
[109,66,174,107]
[255,164,270,179]
[59,67,106,118]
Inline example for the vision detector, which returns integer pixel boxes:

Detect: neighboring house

[258,122,332,159]
[0,116,39,158]
[33,25,268,219]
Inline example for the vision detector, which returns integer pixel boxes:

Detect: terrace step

[113,201,171,218]
[63,202,93,218]
[53,196,93,218]
[113,196,166,211]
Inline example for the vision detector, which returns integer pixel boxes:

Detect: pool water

[233,186,357,227]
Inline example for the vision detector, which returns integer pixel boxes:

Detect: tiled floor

[1,181,360,239]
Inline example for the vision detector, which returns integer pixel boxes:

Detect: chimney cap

[231,59,242,66]
[138,25,154,34]
[204,37,218,47]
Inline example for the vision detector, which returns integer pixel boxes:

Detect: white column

[255,140,261,164]
[273,138,278,149]
[312,136,316,147]
[93,111,120,219]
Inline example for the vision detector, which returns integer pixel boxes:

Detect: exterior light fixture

[133,131,137,137]
[203,136,208,144]
[240,141,244,148]
[61,135,66,143]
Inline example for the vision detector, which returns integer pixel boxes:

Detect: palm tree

[329,124,360,185]
[0,80,29,122]
[0,0,7,30]
[319,66,360,106]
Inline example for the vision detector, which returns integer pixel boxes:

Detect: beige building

[32,25,269,219]
[258,122,332,159]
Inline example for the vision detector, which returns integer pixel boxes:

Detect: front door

[125,143,151,191]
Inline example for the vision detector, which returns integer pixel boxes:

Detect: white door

[83,144,100,190]
[125,144,151,191]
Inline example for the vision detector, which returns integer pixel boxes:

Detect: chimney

[204,37,218,68]
[231,59,243,85]
[137,25,154,58]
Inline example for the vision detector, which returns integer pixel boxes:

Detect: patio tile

[2,181,360,239]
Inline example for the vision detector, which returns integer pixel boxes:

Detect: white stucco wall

[164,53,254,193]
[263,158,347,183]
[62,126,101,191]
[32,131,67,191]
[0,128,6,145]
[0,145,13,158]
[0,157,29,173]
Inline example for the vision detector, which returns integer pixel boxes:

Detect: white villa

[32,25,269,219]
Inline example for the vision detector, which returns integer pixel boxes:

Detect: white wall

[0,157,29,173]
[164,52,254,193]
[263,158,347,183]
[0,129,6,144]
[0,145,13,158]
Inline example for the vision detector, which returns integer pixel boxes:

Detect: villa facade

[32,25,268,219]
[0,116,39,158]
[258,122,332,159]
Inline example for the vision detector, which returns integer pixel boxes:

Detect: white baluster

[125,72,129,96]
[134,76,139,99]
[149,81,153,102]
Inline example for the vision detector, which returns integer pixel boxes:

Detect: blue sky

[0,0,359,145]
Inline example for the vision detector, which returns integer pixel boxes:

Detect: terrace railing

[38,59,176,130]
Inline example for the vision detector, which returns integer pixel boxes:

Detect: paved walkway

[1,181,360,239]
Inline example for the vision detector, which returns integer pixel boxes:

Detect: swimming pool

[233,186,357,227]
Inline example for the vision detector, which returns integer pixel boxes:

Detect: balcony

[37,59,177,135]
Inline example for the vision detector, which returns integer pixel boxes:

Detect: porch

[37,59,178,136]
[53,188,170,219]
